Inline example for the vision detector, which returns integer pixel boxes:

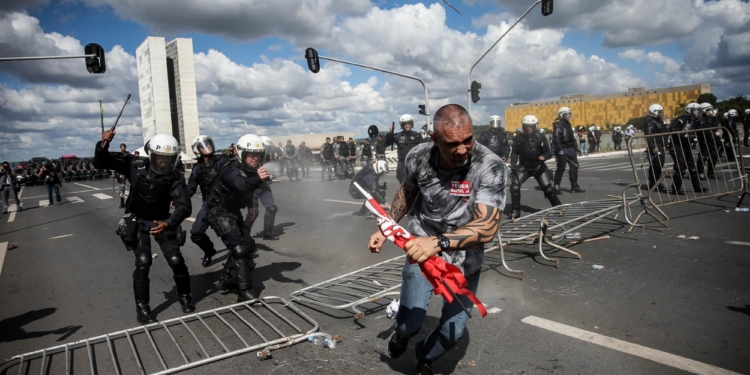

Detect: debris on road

[152,253,158,258]
[308,333,340,349]
[6,243,18,250]
[386,299,400,319]
[487,307,502,314]
[592,264,605,270]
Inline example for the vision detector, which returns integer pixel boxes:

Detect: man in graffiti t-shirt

[403,140,506,275]
[368,104,506,374]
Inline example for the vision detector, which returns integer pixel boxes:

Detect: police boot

[119,197,125,209]
[262,215,279,240]
[511,210,521,220]
[134,279,157,324]
[554,184,563,195]
[570,183,586,193]
[173,274,195,313]
[201,248,217,267]
[219,271,238,291]
[548,194,562,207]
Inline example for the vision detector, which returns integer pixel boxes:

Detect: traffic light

[470,81,481,103]
[85,43,106,74]
[305,47,320,73]
[418,104,426,116]
[542,0,553,16]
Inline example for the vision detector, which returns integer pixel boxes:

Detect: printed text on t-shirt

[450,181,471,196]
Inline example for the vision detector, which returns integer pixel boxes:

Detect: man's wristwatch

[437,235,450,252]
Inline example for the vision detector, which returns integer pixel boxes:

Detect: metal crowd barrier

[626,127,747,227]
[0,297,318,375]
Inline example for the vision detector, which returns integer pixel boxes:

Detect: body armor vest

[206,159,243,214]
[195,156,221,198]
[127,160,178,220]
[397,131,419,160]
[362,143,372,156]
[554,120,576,146]
[338,142,350,157]
[321,143,334,158]
[285,145,296,158]
[516,133,546,165]
[482,130,507,156]
[348,143,356,156]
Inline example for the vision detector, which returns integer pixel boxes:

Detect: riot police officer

[298,141,312,178]
[187,135,226,267]
[375,134,387,160]
[612,126,624,150]
[743,109,750,147]
[95,131,194,324]
[337,135,351,179]
[697,103,720,179]
[644,104,669,192]
[347,138,357,167]
[477,115,510,162]
[509,115,561,219]
[361,139,373,164]
[594,126,603,152]
[669,103,708,194]
[320,137,335,181]
[206,134,271,301]
[285,140,299,181]
[385,114,421,183]
[724,109,740,161]
[552,107,585,194]
[245,137,280,241]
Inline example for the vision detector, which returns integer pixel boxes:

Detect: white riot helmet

[191,135,215,157]
[628,124,634,129]
[489,115,503,130]
[700,103,713,114]
[596,126,601,131]
[723,112,729,119]
[685,103,701,117]
[522,115,538,132]
[648,104,664,117]
[728,109,738,117]
[745,109,750,115]
[615,126,621,131]
[236,134,266,172]
[538,128,545,134]
[589,126,595,132]
[712,109,718,117]
[374,160,389,175]
[558,107,572,120]
[399,114,414,129]
[260,136,273,148]
[145,134,180,175]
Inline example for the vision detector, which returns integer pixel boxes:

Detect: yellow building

[504,84,710,130]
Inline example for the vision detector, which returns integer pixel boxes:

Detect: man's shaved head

[433,104,472,137]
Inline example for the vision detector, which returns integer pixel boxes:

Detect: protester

[38,163,63,205]
[1,161,22,214]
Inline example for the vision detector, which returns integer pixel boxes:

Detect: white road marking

[323,199,363,205]
[66,196,84,204]
[8,211,16,223]
[0,242,6,276]
[92,193,112,200]
[21,188,98,201]
[185,217,195,222]
[75,183,99,190]
[522,316,741,375]
[49,234,73,240]
[17,187,23,199]
[726,241,750,246]
[39,200,50,207]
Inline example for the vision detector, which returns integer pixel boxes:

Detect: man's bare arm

[442,204,501,249]
[390,181,419,223]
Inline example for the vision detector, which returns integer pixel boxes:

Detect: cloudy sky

[0,0,748,160]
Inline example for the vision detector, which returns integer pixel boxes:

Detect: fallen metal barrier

[0,297,318,375]
[290,255,407,320]
[626,127,747,227]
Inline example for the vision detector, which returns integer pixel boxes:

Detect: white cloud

[619,49,681,74]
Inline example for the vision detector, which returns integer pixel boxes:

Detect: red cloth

[366,196,487,318]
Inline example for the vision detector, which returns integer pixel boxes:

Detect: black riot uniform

[94,140,194,324]
[552,118,585,193]
[361,142,373,163]
[298,144,312,178]
[612,129,624,150]
[205,157,265,301]
[744,112,750,147]
[320,141,335,181]
[509,130,561,219]
[375,136,387,160]
[285,143,298,181]
[385,129,420,183]
[187,154,228,267]
[696,112,720,179]
[478,129,510,161]
[723,115,739,161]
[244,149,279,241]
[669,115,707,194]
[337,138,351,178]
[347,141,357,164]
[643,115,669,191]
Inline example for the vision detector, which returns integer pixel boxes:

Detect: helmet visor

[489,119,502,129]
[522,123,537,133]
[150,153,179,174]
[240,150,265,171]
[195,138,215,156]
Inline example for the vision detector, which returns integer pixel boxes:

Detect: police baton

[561,154,579,168]
[102,94,131,148]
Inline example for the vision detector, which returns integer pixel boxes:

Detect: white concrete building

[136,37,200,153]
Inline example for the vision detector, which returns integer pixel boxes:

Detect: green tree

[696,93,718,106]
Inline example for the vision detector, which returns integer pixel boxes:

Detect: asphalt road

[1,150,749,375]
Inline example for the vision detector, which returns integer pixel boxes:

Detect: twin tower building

[136,37,200,153]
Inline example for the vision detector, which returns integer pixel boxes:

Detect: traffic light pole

[467,0,545,116]
[0,43,106,73]
[0,54,95,61]
[308,52,432,130]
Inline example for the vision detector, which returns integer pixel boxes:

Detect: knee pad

[543,185,556,197]
[190,232,208,244]
[230,242,255,260]
[135,253,152,269]
[267,205,278,215]
[166,253,185,268]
